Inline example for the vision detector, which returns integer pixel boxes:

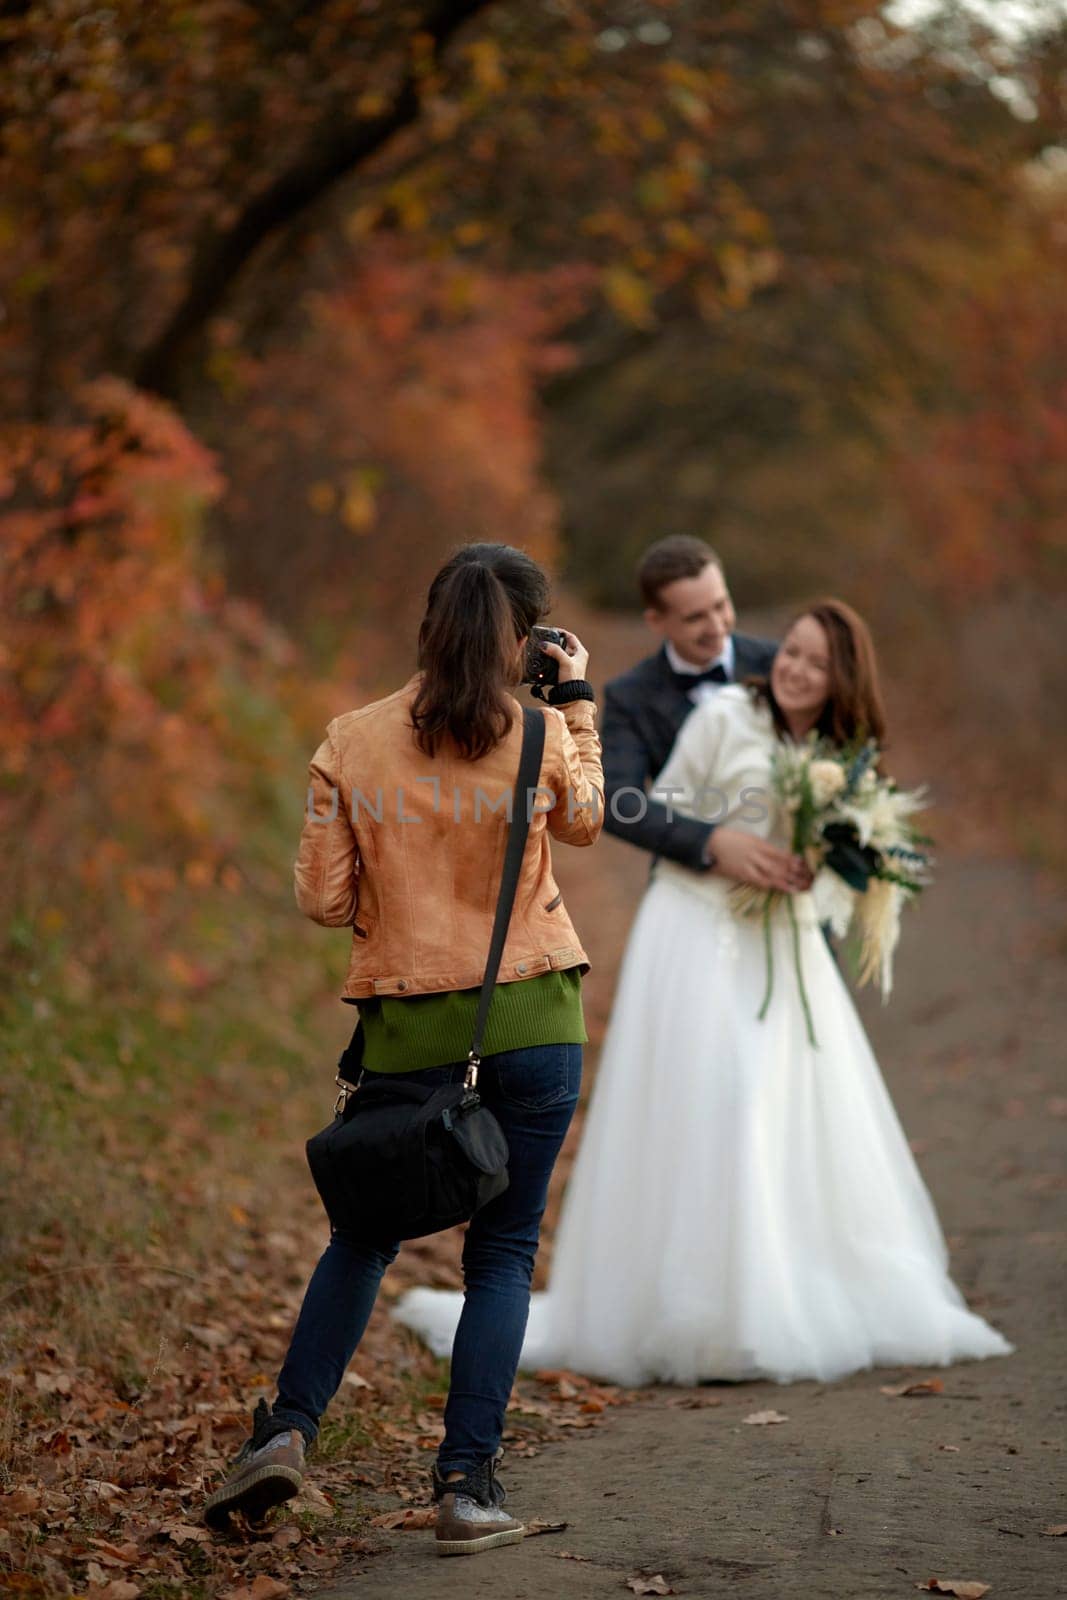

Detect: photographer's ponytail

[411,544,551,760]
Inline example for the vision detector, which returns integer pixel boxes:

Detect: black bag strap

[333,706,547,1106]
[467,706,546,1080]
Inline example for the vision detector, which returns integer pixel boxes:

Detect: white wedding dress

[394,686,1014,1385]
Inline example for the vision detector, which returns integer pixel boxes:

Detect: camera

[522,626,568,693]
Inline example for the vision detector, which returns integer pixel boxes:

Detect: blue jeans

[269,1042,582,1474]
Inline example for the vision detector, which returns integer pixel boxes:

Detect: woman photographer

[202,543,602,1556]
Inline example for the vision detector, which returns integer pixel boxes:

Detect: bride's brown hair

[749,598,888,750]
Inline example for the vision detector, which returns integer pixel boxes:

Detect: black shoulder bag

[305,707,547,1241]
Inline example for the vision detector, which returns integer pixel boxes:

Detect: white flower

[809,759,847,807]
[832,782,918,851]
[811,868,857,938]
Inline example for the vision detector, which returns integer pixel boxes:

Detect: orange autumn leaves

[0,379,296,938]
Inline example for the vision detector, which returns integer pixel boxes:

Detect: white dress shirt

[665,636,736,704]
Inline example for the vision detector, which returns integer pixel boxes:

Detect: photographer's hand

[541,629,589,684]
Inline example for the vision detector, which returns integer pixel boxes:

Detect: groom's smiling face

[645,561,737,667]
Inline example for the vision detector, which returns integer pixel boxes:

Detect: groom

[601,535,808,895]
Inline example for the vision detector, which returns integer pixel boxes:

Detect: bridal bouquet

[731,738,933,1046]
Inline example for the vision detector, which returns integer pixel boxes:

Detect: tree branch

[134,0,501,398]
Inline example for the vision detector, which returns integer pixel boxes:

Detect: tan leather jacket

[293,673,603,999]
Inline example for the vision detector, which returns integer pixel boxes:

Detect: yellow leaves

[345,202,382,240]
[341,467,383,535]
[307,480,336,514]
[341,480,375,533]
[593,108,634,158]
[141,141,175,174]
[659,61,731,129]
[583,208,638,244]
[39,906,66,933]
[386,179,429,232]
[453,219,491,248]
[309,468,384,532]
[666,84,710,127]
[662,219,702,255]
[638,163,704,215]
[602,265,656,329]
[355,90,389,119]
[205,346,246,399]
[717,243,782,309]
[466,38,505,94]
[441,267,478,316]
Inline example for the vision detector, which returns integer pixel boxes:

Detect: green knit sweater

[357,967,586,1072]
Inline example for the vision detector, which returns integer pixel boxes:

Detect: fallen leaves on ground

[915,1581,990,1598]
[525,1518,568,1536]
[221,1576,290,1600]
[369,1507,436,1531]
[627,1574,676,1595]
[742,1409,788,1425]
[1040,1524,1067,1536]
[1,1166,635,1600]
[879,1378,945,1397]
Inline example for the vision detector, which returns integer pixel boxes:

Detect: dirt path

[307,599,1065,1599]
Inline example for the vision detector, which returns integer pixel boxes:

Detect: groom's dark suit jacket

[600,632,778,871]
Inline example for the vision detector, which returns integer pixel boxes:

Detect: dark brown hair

[410,543,551,760]
[750,598,888,750]
[637,536,722,610]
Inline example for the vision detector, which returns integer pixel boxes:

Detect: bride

[395,599,1014,1385]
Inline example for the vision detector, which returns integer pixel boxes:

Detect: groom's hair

[638,536,722,610]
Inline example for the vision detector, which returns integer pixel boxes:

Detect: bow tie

[671,662,729,690]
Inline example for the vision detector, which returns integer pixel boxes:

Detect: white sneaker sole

[436,1524,526,1556]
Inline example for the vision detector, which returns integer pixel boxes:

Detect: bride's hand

[709,828,811,894]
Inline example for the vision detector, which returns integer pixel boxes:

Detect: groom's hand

[708,828,811,894]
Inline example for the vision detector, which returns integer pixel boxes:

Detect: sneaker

[203,1399,306,1529]
[431,1450,525,1556]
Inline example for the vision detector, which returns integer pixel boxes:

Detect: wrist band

[547,679,595,706]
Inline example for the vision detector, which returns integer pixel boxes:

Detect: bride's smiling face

[772,614,831,723]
